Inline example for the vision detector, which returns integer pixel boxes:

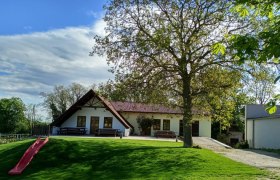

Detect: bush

[136,115,153,135]
[217,134,229,144]
[234,140,249,149]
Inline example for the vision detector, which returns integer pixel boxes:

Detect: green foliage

[212,43,226,55]
[0,138,269,179]
[0,97,27,133]
[193,66,242,130]
[136,116,153,135]
[266,97,278,114]
[230,1,280,64]
[41,83,87,121]
[217,134,230,144]
[242,64,276,104]
[233,5,250,17]
[234,140,249,149]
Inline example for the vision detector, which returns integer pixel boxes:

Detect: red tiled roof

[111,101,208,115]
[111,101,183,114]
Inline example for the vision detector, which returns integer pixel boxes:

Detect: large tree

[242,64,276,104]
[91,0,248,147]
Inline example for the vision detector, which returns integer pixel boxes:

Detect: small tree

[0,97,27,133]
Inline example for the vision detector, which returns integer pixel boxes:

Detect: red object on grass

[8,137,49,175]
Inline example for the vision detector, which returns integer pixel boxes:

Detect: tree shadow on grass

[0,138,204,179]
[0,140,34,179]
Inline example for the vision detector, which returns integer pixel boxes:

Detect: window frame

[103,117,113,128]
[77,116,86,127]
[163,119,170,130]
[153,119,161,130]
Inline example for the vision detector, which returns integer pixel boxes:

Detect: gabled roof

[51,89,132,129]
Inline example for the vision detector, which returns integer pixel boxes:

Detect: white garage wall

[246,120,254,148]
[254,118,280,149]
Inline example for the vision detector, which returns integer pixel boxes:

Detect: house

[51,89,211,137]
[245,104,280,149]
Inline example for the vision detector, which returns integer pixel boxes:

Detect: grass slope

[0,137,269,179]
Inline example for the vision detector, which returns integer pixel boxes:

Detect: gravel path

[193,137,280,178]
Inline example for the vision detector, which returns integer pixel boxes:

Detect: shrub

[234,140,249,149]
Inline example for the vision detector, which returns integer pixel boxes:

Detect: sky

[0,0,112,118]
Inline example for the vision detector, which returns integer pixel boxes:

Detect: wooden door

[192,121,199,137]
[142,127,151,136]
[90,116,99,134]
[179,120,183,136]
[179,120,199,137]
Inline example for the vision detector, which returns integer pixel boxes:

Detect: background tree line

[0,97,47,134]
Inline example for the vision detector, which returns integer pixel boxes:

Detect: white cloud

[0,19,112,107]
[93,19,107,37]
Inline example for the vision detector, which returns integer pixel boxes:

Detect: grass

[0,137,270,179]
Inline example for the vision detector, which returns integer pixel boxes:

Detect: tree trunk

[182,76,193,148]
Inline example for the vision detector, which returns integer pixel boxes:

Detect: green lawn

[0,137,270,179]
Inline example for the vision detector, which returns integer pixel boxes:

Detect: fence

[0,125,50,145]
[0,134,31,144]
[32,124,50,136]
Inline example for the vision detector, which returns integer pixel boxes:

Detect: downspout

[244,105,247,142]
[252,119,255,149]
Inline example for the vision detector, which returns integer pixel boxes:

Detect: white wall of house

[120,112,211,137]
[198,119,211,137]
[120,112,180,136]
[53,107,130,136]
[246,118,280,149]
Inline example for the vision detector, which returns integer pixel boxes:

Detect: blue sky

[0,0,106,35]
[0,0,113,119]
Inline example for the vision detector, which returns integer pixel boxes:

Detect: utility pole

[30,104,35,136]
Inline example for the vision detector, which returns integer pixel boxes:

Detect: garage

[245,104,280,149]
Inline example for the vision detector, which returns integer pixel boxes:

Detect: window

[77,116,86,127]
[163,119,170,130]
[104,117,113,128]
[153,119,161,130]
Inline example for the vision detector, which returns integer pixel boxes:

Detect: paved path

[193,137,280,177]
